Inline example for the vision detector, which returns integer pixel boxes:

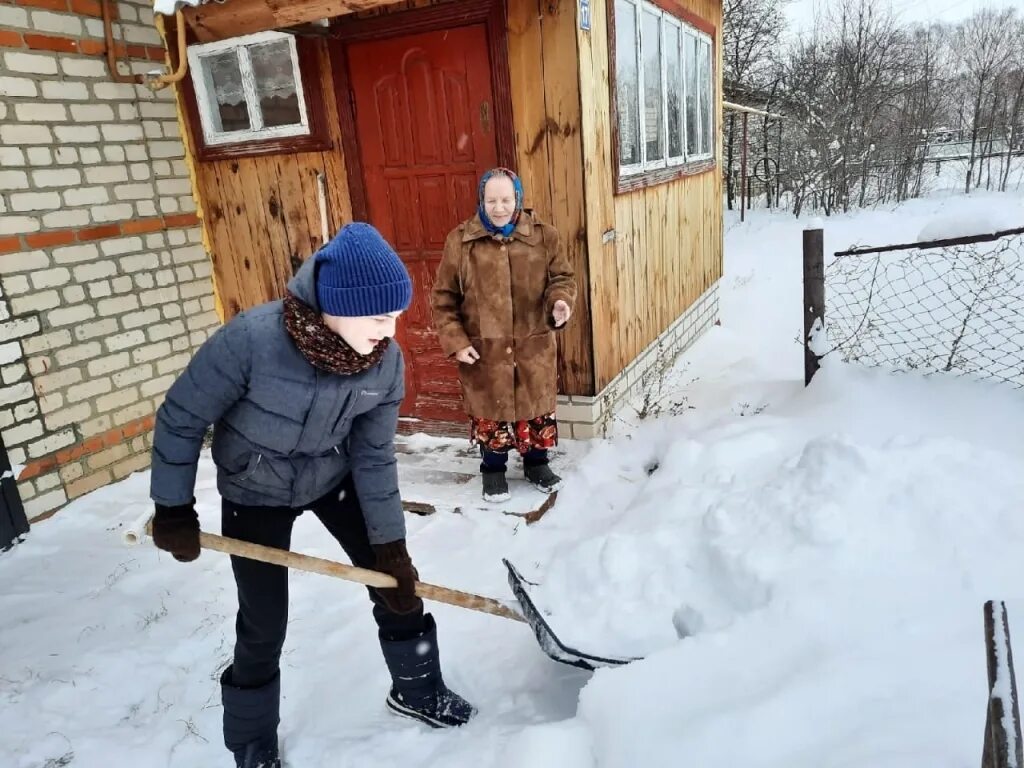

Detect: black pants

[222,474,427,688]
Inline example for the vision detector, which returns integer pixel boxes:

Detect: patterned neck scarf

[283,293,389,375]
[477,167,524,239]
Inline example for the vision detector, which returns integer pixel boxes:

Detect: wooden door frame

[327,0,517,222]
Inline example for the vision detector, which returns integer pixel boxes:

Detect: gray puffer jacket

[149,257,406,545]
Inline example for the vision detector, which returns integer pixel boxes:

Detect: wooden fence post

[982,600,1024,768]
[803,225,825,386]
[1,430,30,551]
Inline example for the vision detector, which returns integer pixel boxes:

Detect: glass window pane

[202,51,250,133]
[666,26,683,159]
[685,33,699,157]
[699,39,713,156]
[615,0,640,167]
[642,10,664,162]
[249,39,302,129]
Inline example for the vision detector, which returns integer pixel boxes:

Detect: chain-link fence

[820,227,1024,388]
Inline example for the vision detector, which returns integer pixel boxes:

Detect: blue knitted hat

[315,223,412,317]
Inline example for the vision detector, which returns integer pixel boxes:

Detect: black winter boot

[481,470,511,503]
[221,666,282,768]
[524,462,562,493]
[379,614,475,728]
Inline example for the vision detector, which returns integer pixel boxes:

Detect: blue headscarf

[477,167,523,239]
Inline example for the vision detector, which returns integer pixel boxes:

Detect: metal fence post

[803,225,825,386]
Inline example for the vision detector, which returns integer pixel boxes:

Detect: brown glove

[371,539,423,615]
[152,500,200,563]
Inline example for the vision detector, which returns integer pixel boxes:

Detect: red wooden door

[347,25,498,426]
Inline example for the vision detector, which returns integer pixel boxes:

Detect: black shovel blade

[503,558,640,670]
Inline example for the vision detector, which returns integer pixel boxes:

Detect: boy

[150,223,473,768]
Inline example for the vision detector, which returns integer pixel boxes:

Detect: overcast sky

[785,0,1023,33]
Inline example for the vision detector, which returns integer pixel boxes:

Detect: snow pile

[510,359,1024,766]
[917,194,1023,241]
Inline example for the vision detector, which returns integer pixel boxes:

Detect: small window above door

[183,31,331,161]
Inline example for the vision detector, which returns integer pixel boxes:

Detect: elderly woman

[149,223,473,768]
[431,168,577,503]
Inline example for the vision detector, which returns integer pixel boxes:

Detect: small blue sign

[580,0,591,31]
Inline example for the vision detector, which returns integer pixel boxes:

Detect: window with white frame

[187,31,311,146]
[615,0,715,180]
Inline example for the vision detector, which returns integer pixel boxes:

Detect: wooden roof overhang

[181,0,411,42]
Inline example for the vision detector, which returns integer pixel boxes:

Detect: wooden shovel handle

[198,531,525,623]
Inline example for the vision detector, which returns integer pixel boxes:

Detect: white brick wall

[15,102,68,122]
[5,52,60,76]
[0,343,22,367]
[2,124,54,144]
[0,6,29,27]
[0,216,42,235]
[41,80,89,100]
[113,364,153,388]
[93,203,135,221]
[33,168,83,188]
[10,291,60,314]
[0,0,218,522]
[1,170,29,190]
[85,165,129,184]
[25,429,74,459]
[0,382,35,409]
[11,191,62,211]
[31,267,71,289]
[0,75,39,97]
[556,282,722,439]
[31,10,84,37]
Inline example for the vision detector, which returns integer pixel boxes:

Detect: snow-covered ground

[3,187,1024,768]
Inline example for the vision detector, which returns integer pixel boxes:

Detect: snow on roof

[153,0,205,15]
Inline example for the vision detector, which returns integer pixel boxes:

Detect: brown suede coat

[431,211,576,422]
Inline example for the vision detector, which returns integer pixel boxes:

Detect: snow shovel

[124,513,637,670]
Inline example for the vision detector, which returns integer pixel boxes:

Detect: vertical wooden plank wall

[577,0,618,391]
[579,0,724,391]
[185,41,353,319]
[507,0,594,396]
[184,1,441,321]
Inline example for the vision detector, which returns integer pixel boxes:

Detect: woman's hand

[552,300,572,328]
[455,345,481,365]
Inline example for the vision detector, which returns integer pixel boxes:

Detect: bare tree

[998,17,1024,192]
[780,0,911,214]
[956,8,1018,194]
[892,24,952,202]
[723,0,787,210]
[727,0,1023,217]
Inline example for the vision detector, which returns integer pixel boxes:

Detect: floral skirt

[470,412,558,454]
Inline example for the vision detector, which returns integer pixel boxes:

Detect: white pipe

[724,100,784,119]
[123,505,154,546]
